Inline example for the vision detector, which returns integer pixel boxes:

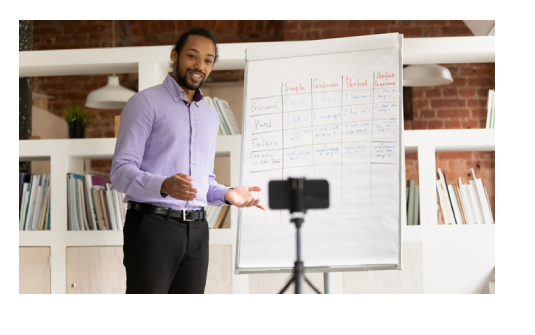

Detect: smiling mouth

[189,71,204,82]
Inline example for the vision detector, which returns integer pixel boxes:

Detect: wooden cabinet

[342,242,423,294]
[19,247,51,294]
[65,245,232,294]
[66,246,126,294]
[205,245,233,294]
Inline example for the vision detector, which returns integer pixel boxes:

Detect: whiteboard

[236,33,405,274]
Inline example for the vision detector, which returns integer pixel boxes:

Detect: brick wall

[30,20,495,223]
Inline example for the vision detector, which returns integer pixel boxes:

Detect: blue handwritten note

[342,89,373,105]
[374,87,399,103]
[282,95,311,112]
[373,102,399,120]
[341,104,373,123]
[314,143,342,165]
[342,142,371,163]
[372,142,398,164]
[372,119,399,142]
[313,92,342,109]
[342,121,372,142]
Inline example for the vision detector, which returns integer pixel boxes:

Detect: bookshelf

[19,36,495,294]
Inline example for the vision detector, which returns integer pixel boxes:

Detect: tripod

[278,216,321,294]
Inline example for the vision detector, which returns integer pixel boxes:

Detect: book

[94,186,113,230]
[205,96,228,135]
[92,188,106,230]
[407,180,415,226]
[471,168,493,225]
[84,174,98,230]
[72,174,90,230]
[413,185,419,226]
[38,181,51,230]
[436,180,451,224]
[104,188,118,230]
[460,181,477,224]
[448,184,462,225]
[453,184,467,224]
[483,187,495,224]
[486,89,493,129]
[211,97,232,135]
[213,205,229,229]
[25,175,40,231]
[68,174,80,230]
[19,182,30,230]
[32,174,49,230]
[437,169,457,224]
[216,98,240,135]
[468,181,484,224]
[19,173,31,214]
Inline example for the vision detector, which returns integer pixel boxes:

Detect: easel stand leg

[278,217,321,294]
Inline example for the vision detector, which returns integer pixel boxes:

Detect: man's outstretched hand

[224,186,266,211]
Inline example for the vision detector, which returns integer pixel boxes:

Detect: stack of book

[486,89,495,129]
[436,168,494,224]
[406,180,420,225]
[204,96,240,135]
[206,205,229,229]
[19,173,51,231]
[67,174,126,231]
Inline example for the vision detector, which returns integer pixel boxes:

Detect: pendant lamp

[403,64,453,87]
[85,75,135,109]
[85,21,136,109]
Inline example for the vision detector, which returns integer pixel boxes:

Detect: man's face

[172,35,215,91]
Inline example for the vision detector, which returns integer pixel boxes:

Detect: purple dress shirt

[110,74,230,210]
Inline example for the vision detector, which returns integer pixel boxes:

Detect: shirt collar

[163,74,204,105]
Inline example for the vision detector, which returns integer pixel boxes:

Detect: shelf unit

[19,35,495,294]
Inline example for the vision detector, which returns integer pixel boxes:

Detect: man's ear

[170,49,178,63]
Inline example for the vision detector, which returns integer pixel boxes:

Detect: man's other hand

[161,173,198,201]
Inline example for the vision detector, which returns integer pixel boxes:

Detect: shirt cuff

[147,174,168,198]
[224,188,234,205]
[211,186,231,206]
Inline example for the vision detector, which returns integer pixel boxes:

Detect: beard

[175,67,207,91]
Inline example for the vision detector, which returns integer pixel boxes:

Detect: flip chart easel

[235,34,405,280]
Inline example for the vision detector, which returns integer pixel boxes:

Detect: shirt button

[193,161,195,164]
[174,97,178,102]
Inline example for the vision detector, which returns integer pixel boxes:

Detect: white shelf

[18,135,244,294]
[20,130,494,159]
[404,129,495,153]
[19,36,494,78]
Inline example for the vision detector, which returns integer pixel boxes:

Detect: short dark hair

[174,27,218,63]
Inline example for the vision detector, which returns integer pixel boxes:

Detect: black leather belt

[127,201,205,222]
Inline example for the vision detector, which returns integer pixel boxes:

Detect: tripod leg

[278,274,295,294]
[304,276,322,294]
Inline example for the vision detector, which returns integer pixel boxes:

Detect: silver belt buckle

[183,210,193,222]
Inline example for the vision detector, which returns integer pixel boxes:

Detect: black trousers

[123,209,209,294]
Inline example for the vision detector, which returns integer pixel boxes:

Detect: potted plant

[62,105,90,138]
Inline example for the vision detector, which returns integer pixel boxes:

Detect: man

[111,27,265,294]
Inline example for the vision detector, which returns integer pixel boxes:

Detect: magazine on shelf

[19,173,51,231]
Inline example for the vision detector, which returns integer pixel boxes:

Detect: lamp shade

[403,64,453,87]
[85,75,136,110]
